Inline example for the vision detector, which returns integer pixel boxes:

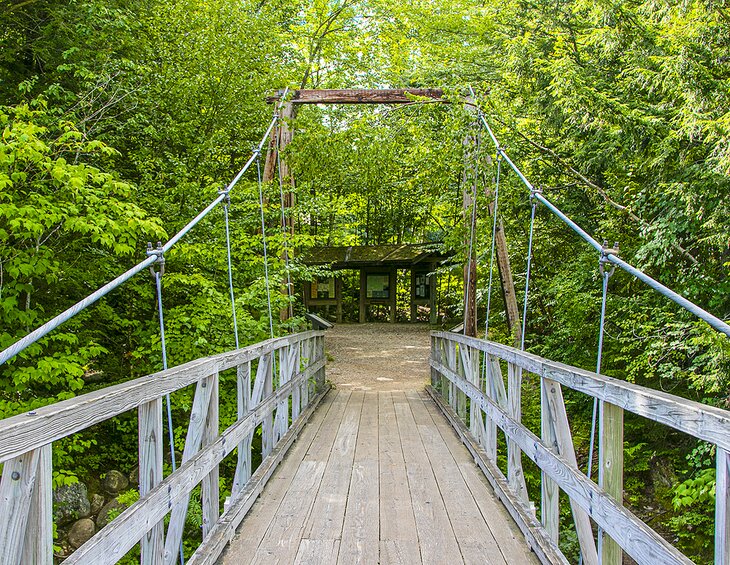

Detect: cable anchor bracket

[146,242,165,278]
[218,189,232,206]
[599,240,619,278]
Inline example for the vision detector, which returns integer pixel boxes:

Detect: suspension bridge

[1,89,729,565]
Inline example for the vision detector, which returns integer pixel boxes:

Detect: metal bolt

[11,471,20,480]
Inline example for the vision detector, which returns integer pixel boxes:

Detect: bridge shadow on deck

[219,325,537,564]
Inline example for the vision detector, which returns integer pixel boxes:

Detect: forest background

[1,0,729,561]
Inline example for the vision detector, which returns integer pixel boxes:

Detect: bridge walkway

[221,388,536,564]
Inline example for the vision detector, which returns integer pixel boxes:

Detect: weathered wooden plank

[294,539,340,564]
[139,399,164,565]
[393,391,464,564]
[378,392,419,545]
[430,363,693,565]
[426,386,566,565]
[431,332,730,451]
[267,88,444,105]
[303,391,363,540]
[542,379,598,565]
[0,447,41,565]
[21,443,52,565]
[716,447,730,565]
[228,389,350,559]
[194,387,332,565]
[599,401,623,565]
[0,331,325,463]
[406,390,507,565]
[337,392,379,564]
[379,540,422,565]
[201,373,220,538]
[315,335,326,391]
[419,390,539,565]
[64,361,323,565]
[248,461,326,562]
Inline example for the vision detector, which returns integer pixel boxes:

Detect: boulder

[96,498,127,529]
[89,493,105,516]
[102,470,129,494]
[53,483,91,525]
[67,518,95,549]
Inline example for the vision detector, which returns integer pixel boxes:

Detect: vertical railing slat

[139,398,164,565]
[540,378,560,543]
[482,354,498,462]
[262,353,274,458]
[232,361,252,497]
[201,372,220,538]
[22,443,52,565]
[599,401,624,565]
[163,373,216,565]
[507,362,528,503]
[0,447,42,565]
[716,447,730,565]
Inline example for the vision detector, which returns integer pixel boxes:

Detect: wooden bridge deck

[220,388,537,564]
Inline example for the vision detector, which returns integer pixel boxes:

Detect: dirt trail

[323,323,431,391]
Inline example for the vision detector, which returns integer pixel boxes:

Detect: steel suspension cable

[0,108,284,367]
[472,106,730,340]
[520,196,538,351]
[222,195,240,349]
[256,155,275,339]
[148,247,184,565]
[587,250,615,480]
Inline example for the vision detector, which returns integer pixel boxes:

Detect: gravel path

[324,323,431,391]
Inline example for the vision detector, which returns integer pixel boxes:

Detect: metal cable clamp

[146,242,165,277]
[599,240,619,278]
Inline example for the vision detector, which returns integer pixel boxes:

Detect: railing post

[23,443,52,565]
[599,401,624,564]
[262,354,274,458]
[431,335,440,389]
[292,342,302,420]
[716,447,730,564]
[163,373,216,565]
[507,362,528,503]
[316,334,326,392]
[540,378,560,543]
[482,354,498,462]
[201,372,220,538]
[233,361,252,496]
[139,399,164,565]
[445,339,457,409]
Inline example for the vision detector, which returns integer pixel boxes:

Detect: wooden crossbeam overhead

[267,88,444,105]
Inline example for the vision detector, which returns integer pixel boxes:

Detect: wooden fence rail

[429,331,730,565]
[0,330,326,565]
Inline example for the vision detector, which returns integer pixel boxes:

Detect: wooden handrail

[0,331,327,565]
[0,331,323,463]
[431,331,730,450]
[430,332,730,565]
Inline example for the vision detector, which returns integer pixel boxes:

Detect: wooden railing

[429,331,730,565]
[0,330,326,565]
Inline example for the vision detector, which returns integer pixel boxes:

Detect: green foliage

[1,0,728,560]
